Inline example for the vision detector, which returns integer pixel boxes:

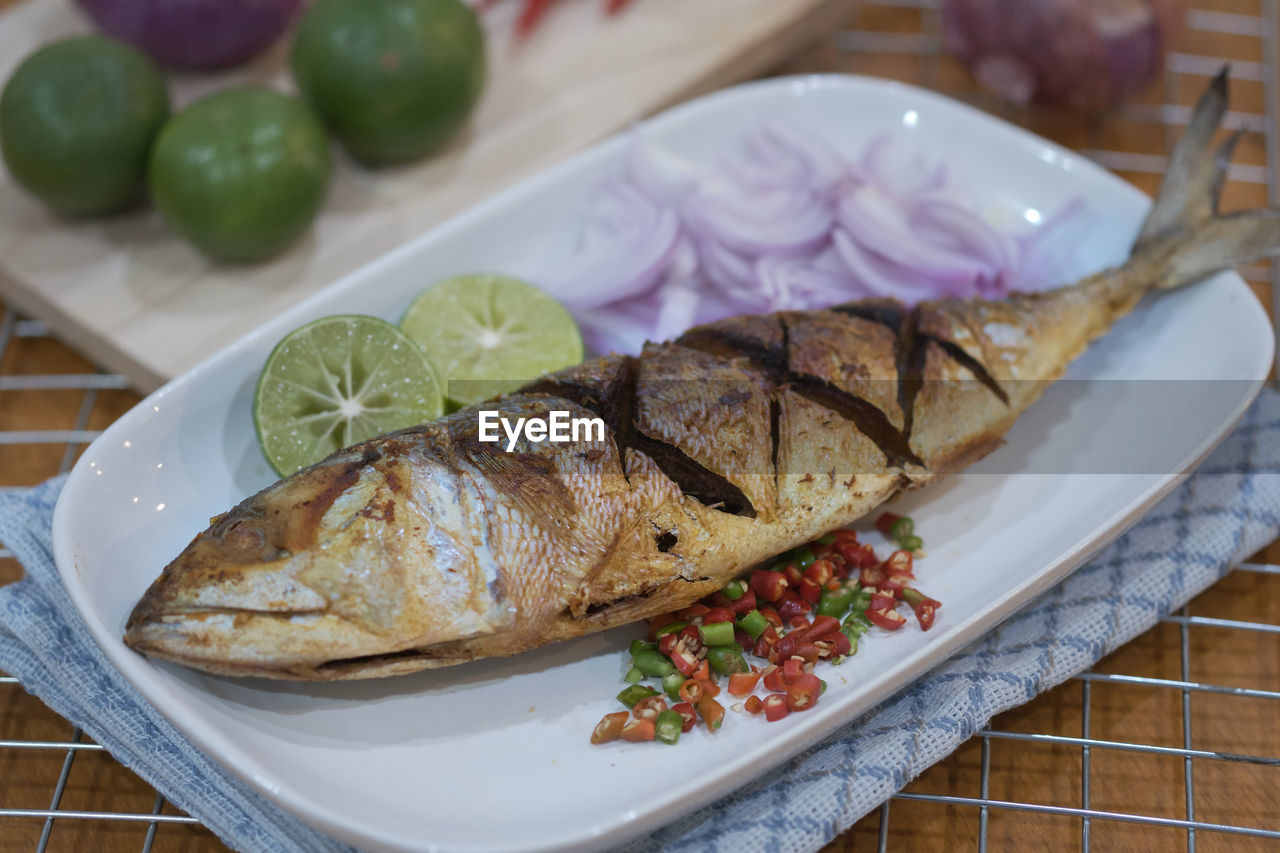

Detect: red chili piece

[620,718,655,742]
[590,711,629,744]
[869,592,896,611]
[763,694,790,722]
[730,588,758,615]
[515,0,554,39]
[632,695,668,721]
[750,569,789,603]
[777,592,808,622]
[867,607,907,631]
[884,549,914,575]
[914,602,937,631]
[677,603,710,622]
[728,671,762,696]
[785,673,823,712]
[697,695,725,731]
[804,559,836,586]
[876,512,903,537]
[782,657,804,684]
[859,565,884,588]
[672,702,698,732]
[703,606,735,624]
[797,576,823,605]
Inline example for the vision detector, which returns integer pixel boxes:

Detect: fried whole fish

[125,72,1280,680]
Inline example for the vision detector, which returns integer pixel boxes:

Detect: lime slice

[400,274,583,406]
[254,315,443,476]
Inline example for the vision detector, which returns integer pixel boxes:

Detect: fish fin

[1130,67,1280,291]
[1135,67,1231,246]
[1151,210,1280,291]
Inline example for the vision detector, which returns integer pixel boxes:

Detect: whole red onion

[942,0,1183,112]
[76,0,303,71]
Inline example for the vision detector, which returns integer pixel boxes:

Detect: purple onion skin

[76,0,302,71]
[942,0,1183,112]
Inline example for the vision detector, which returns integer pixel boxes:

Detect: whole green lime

[148,88,331,263]
[290,0,486,166]
[0,35,169,217]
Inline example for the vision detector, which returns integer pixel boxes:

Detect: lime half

[400,274,583,406]
[254,315,443,476]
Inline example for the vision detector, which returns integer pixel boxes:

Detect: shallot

[941,0,1183,112]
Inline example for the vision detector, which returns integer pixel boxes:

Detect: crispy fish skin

[125,71,1280,680]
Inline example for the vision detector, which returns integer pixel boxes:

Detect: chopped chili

[619,718,655,742]
[655,709,683,745]
[696,694,725,731]
[590,711,628,744]
[672,702,698,732]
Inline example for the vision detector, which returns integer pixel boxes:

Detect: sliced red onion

[911,199,1019,274]
[686,183,832,256]
[535,120,1087,352]
[626,134,703,205]
[541,179,680,310]
[576,301,655,355]
[694,236,768,311]
[723,119,851,193]
[831,229,955,304]
[756,119,851,191]
[650,283,701,343]
[723,132,810,190]
[754,250,864,310]
[836,183,995,291]
[860,135,948,196]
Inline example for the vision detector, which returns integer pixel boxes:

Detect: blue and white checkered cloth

[3,389,1279,853]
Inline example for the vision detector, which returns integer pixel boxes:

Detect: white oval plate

[52,75,1274,852]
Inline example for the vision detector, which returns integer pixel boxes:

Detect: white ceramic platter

[52,75,1274,852]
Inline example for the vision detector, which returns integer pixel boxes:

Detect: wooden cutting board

[0,0,847,392]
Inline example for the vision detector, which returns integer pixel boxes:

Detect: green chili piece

[902,534,924,552]
[794,546,817,567]
[706,645,749,675]
[662,671,686,700]
[843,611,870,638]
[817,585,857,619]
[889,516,914,543]
[698,621,735,647]
[655,620,688,638]
[839,624,861,654]
[817,532,837,545]
[736,608,769,640]
[850,587,872,612]
[629,639,656,657]
[720,579,746,600]
[633,648,675,678]
[624,666,645,684]
[902,588,926,608]
[655,709,683,745]
[617,685,660,708]
[819,678,828,695]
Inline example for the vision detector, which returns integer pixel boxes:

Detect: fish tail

[1132,67,1280,291]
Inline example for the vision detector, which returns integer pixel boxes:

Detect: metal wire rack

[0,0,1278,850]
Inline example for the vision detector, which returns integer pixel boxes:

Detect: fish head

[123,433,516,679]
